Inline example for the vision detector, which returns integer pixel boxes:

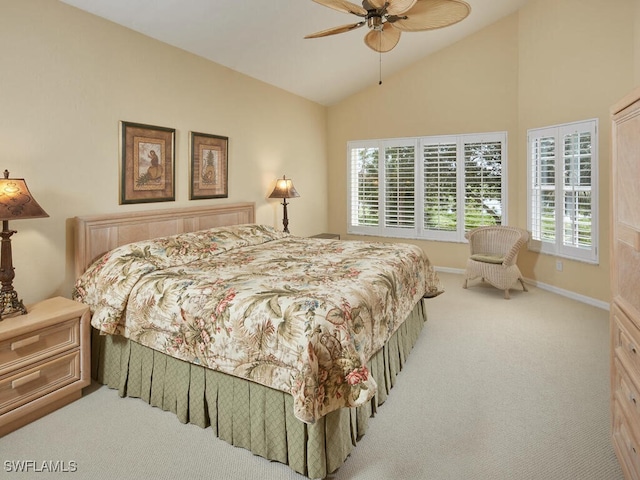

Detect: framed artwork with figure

[190,132,228,200]
[120,121,175,204]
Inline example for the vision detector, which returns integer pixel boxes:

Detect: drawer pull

[11,335,41,350]
[11,370,41,389]
[631,393,638,406]
[629,343,637,355]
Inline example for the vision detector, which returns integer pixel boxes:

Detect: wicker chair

[463,226,529,299]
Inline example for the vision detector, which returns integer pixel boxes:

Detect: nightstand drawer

[0,350,81,415]
[0,319,80,377]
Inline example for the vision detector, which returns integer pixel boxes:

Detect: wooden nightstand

[310,233,340,240]
[0,297,90,436]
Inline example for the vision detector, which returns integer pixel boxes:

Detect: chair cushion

[470,253,504,264]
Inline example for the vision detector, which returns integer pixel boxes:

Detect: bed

[72,202,442,478]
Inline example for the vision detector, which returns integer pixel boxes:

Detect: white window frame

[347,131,507,242]
[527,119,598,264]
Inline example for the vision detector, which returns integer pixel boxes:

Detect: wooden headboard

[74,202,255,278]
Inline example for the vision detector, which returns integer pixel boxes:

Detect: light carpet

[0,272,623,479]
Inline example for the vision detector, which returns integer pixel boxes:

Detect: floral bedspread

[73,224,442,424]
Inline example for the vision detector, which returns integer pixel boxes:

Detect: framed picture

[120,121,175,204]
[190,132,228,200]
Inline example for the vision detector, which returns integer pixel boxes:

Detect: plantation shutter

[384,143,415,230]
[347,131,507,241]
[528,119,597,263]
[423,141,457,232]
[529,129,557,244]
[558,122,596,260]
[348,145,380,231]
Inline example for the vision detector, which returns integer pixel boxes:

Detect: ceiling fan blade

[305,22,366,38]
[386,0,418,15]
[364,0,386,8]
[311,0,367,16]
[391,0,470,32]
[364,23,401,52]
[364,0,417,15]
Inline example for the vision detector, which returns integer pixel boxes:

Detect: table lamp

[0,170,49,319]
[268,175,299,234]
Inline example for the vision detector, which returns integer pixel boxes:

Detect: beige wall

[635,0,640,82]
[328,0,635,303]
[1,0,328,305]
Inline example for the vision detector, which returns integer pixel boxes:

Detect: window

[348,132,506,241]
[527,119,598,263]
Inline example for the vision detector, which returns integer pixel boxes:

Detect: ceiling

[59,0,528,106]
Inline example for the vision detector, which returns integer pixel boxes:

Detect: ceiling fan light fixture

[364,22,401,52]
[367,15,383,30]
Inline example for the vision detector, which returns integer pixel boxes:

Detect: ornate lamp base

[0,289,27,319]
[0,221,28,320]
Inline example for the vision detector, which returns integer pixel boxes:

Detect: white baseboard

[523,278,610,311]
[434,266,610,311]
[434,266,465,275]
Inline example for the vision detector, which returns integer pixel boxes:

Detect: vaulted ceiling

[60,0,528,106]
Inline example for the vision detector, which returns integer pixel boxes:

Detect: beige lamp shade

[0,170,49,221]
[269,175,300,199]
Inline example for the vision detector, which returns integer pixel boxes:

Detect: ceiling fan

[305,0,471,53]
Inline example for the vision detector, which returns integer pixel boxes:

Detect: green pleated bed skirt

[91,299,427,479]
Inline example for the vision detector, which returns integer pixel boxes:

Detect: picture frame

[190,131,228,200]
[120,121,175,204]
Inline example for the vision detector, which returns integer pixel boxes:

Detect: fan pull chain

[378,35,383,85]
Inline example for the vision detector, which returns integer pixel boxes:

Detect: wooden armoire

[611,87,640,480]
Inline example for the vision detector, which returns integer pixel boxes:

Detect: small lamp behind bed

[0,170,49,320]
[269,175,299,234]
